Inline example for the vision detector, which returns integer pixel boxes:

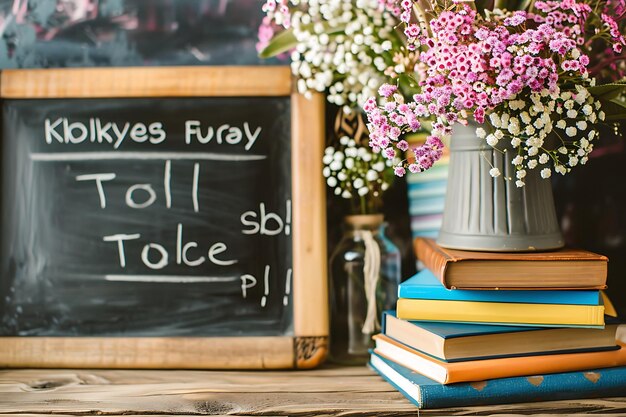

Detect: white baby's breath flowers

[269,0,398,108]
[484,84,603,186]
[323,136,393,212]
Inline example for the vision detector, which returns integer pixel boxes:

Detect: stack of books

[370,238,626,409]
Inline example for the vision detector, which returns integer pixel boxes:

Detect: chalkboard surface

[0,96,295,337]
[0,68,326,367]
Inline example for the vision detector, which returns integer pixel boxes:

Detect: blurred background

[1,0,624,316]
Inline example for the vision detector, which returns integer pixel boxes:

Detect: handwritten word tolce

[44,117,292,306]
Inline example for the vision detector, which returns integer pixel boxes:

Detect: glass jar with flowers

[323,112,401,364]
[258,0,405,364]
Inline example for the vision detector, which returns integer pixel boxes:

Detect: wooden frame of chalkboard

[0,67,328,369]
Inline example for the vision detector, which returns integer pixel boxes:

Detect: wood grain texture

[0,337,294,369]
[0,367,624,416]
[0,66,292,98]
[291,92,328,368]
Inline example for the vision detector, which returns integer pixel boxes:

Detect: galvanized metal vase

[437,124,564,252]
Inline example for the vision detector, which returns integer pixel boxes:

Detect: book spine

[396,299,605,327]
[420,368,626,409]
[414,238,451,288]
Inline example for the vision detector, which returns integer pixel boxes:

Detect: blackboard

[0,67,328,369]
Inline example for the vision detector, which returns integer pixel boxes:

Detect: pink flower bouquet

[366,0,626,186]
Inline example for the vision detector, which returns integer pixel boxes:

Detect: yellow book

[396,298,605,327]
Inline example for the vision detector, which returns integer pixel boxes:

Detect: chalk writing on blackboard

[1,97,294,337]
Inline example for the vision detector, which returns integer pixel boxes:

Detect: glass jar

[328,214,401,365]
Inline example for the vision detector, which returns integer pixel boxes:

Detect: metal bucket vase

[437,124,564,252]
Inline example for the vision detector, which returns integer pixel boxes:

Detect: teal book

[381,311,619,361]
[369,351,626,409]
[399,269,601,305]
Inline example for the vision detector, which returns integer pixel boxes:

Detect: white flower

[358,187,369,196]
[539,153,550,164]
[327,177,338,187]
[490,113,502,128]
[341,190,352,198]
[568,156,578,166]
[599,111,606,121]
[582,105,593,115]
[555,164,567,175]
[489,167,501,177]
[366,170,378,181]
[511,137,521,147]
[338,171,348,181]
[558,146,568,154]
[323,167,331,177]
[476,127,487,138]
[528,159,538,169]
[515,180,525,187]
[329,160,342,170]
[508,121,521,135]
[494,129,504,140]
[528,146,539,156]
[353,178,365,189]
[556,120,567,129]
[381,40,392,51]
[373,161,385,172]
[566,109,578,119]
[541,168,552,178]
[565,127,577,137]
[512,155,524,165]
[486,134,499,146]
[576,121,588,131]
[345,158,355,169]
[516,169,527,179]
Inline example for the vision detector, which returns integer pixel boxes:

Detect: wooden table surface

[1,366,625,416]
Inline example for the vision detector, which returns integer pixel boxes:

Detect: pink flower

[394,166,406,177]
[378,84,398,98]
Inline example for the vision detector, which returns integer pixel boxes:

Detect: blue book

[399,269,601,305]
[382,311,619,361]
[369,351,626,409]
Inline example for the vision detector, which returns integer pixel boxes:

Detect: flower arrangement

[261,0,625,191]
[260,0,402,214]
[365,0,626,186]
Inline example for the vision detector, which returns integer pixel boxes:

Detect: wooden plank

[0,367,625,416]
[0,337,293,369]
[291,92,329,368]
[0,67,292,98]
